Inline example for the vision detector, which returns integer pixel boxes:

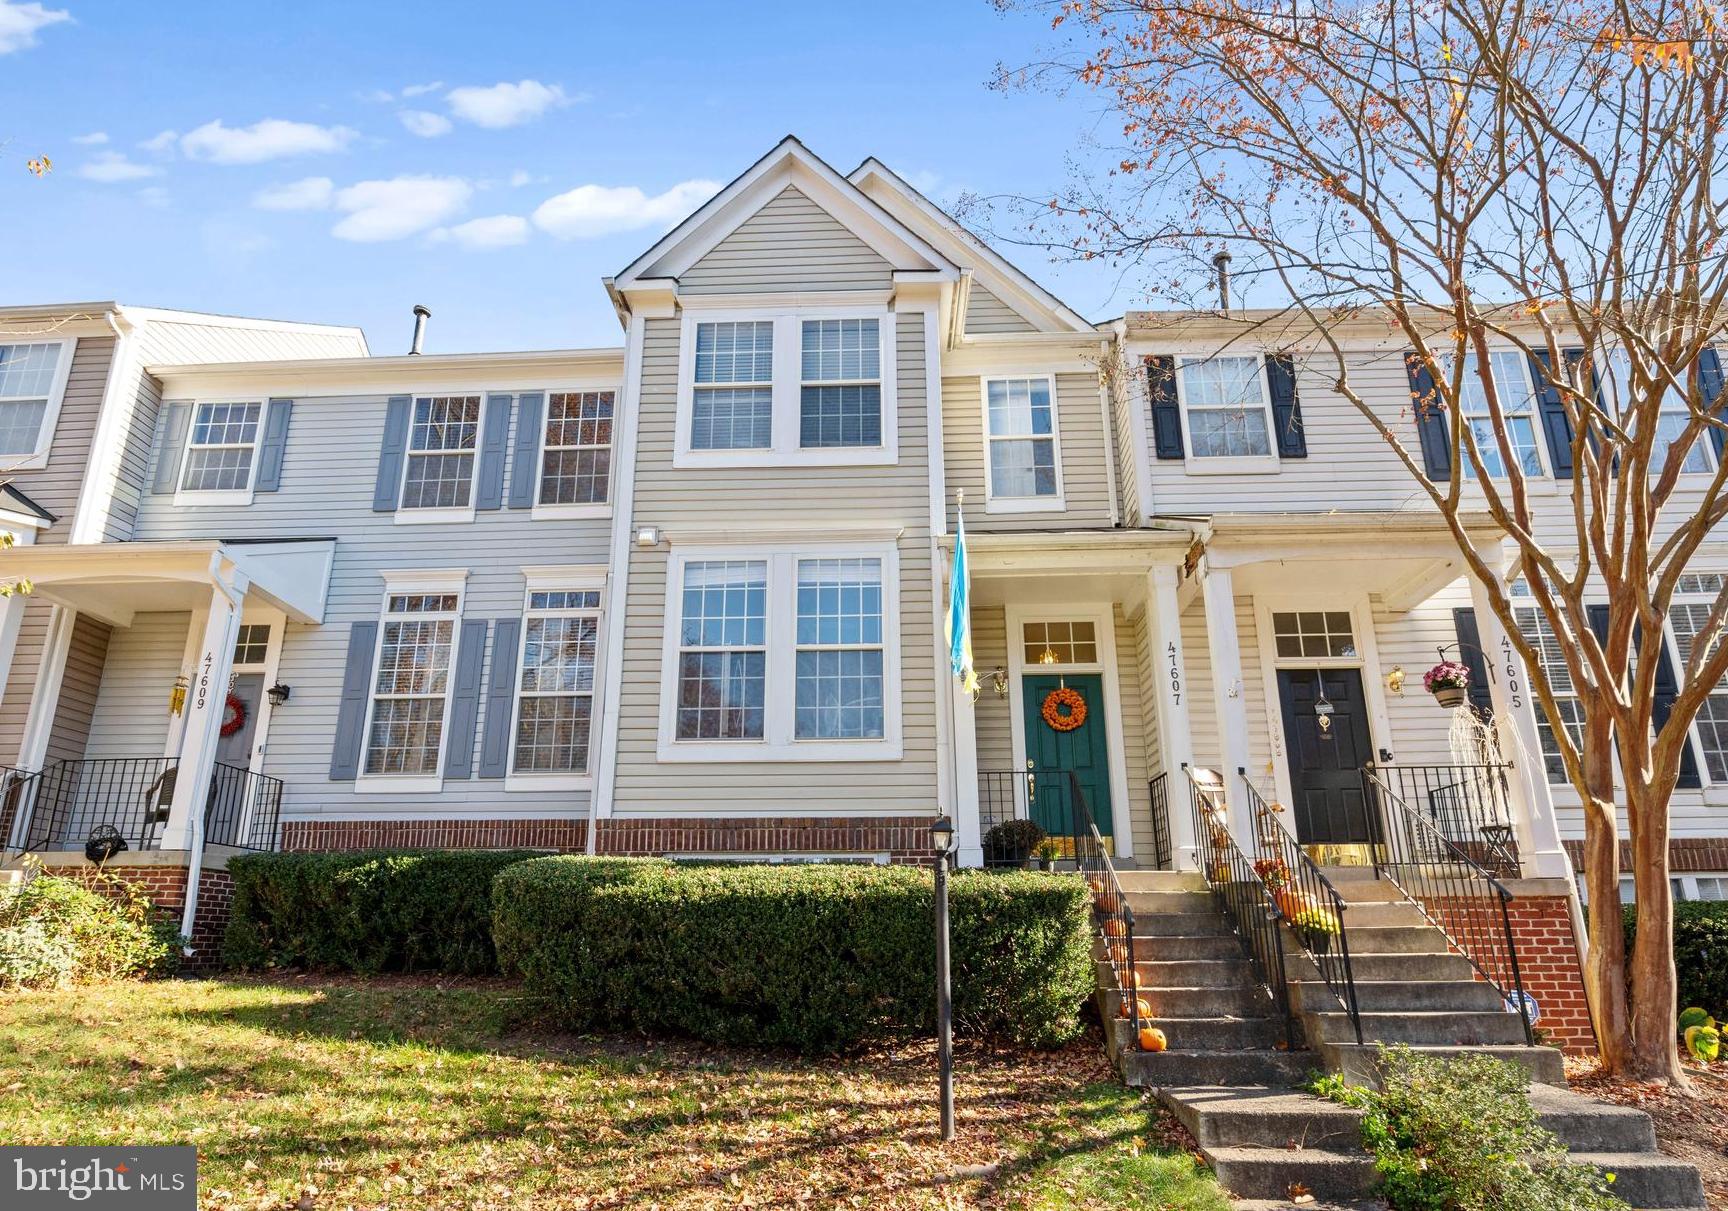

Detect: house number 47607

[1166,641,1183,706]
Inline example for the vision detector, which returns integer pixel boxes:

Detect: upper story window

[1597,350,1715,475]
[180,402,262,493]
[1667,572,1728,783]
[1178,356,1274,460]
[0,340,70,466]
[539,391,613,507]
[363,589,461,779]
[676,308,897,467]
[1451,351,1546,478]
[402,395,481,510]
[512,587,602,776]
[983,375,1063,512]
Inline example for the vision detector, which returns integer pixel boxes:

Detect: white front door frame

[1005,602,1135,858]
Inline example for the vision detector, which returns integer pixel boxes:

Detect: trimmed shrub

[983,819,1046,865]
[224,848,544,974]
[1623,901,1728,1019]
[0,862,179,988]
[491,857,1094,1053]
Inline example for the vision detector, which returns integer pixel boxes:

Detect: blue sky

[0,0,1121,352]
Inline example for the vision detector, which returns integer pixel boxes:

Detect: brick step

[1291,977,1505,1014]
[1120,1048,1310,1089]
[1109,1015,1296,1052]
[1308,1008,1531,1046]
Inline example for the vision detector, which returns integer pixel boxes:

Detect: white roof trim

[614,136,959,291]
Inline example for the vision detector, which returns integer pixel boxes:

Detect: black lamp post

[930,814,955,1143]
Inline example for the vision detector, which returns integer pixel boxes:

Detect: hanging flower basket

[1041,686,1087,732]
[1423,661,1471,709]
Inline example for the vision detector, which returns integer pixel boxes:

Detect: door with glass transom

[1267,609,1379,846]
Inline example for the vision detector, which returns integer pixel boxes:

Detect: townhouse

[1,136,1723,938]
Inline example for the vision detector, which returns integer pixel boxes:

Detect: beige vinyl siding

[941,371,1113,532]
[19,336,115,546]
[679,186,894,296]
[82,611,185,762]
[1112,605,1155,861]
[965,284,1037,334]
[611,312,937,816]
[0,602,52,764]
[43,614,111,764]
[972,606,1013,777]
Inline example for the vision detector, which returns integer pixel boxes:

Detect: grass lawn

[0,975,1228,1210]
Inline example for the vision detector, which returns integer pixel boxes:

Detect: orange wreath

[1041,686,1087,732]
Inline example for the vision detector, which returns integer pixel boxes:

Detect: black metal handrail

[1369,762,1518,877]
[1240,770,1363,1044]
[1066,770,1145,1048]
[205,761,284,851]
[1148,772,1173,871]
[1362,767,1536,1045]
[1183,765,1297,1048]
[12,757,178,853]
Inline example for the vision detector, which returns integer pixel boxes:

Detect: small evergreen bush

[1624,901,1728,1020]
[0,861,179,988]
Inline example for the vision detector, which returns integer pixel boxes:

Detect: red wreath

[219,691,248,739]
[1041,686,1087,732]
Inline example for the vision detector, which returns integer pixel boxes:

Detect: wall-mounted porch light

[267,682,292,708]
[987,667,1009,698]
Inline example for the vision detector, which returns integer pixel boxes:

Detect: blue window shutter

[371,396,412,512]
[478,618,521,779]
[475,393,512,511]
[1451,608,1495,722]
[329,621,378,780]
[1700,348,1725,460]
[1148,356,1183,459]
[1528,351,1574,479]
[1265,353,1306,458]
[1406,351,1451,479]
[508,391,546,509]
[255,398,294,492]
[151,402,191,495]
[443,619,488,779]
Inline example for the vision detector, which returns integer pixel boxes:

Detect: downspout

[177,565,246,950]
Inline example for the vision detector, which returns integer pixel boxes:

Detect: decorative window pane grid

[232,624,271,666]
[401,396,480,509]
[676,561,767,740]
[795,558,885,740]
[1678,573,1727,595]
[374,619,454,696]
[800,386,881,448]
[1514,606,1585,782]
[540,391,613,505]
[529,590,601,611]
[514,605,600,773]
[0,401,47,456]
[1272,611,1357,659]
[986,377,1058,498]
[1667,602,1728,782]
[365,596,457,776]
[1450,351,1544,478]
[1180,356,1273,458]
[387,593,459,613]
[691,387,772,451]
[694,321,773,384]
[0,343,60,397]
[182,447,256,493]
[801,319,879,381]
[799,320,882,449]
[1022,620,1098,665]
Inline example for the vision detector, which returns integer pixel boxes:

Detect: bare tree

[994,0,1728,1083]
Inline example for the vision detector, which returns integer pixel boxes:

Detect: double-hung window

[180,402,262,495]
[1177,356,1274,463]
[1449,352,1546,478]
[800,319,881,448]
[513,588,602,775]
[660,544,902,760]
[1513,605,1587,783]
[0,340,70,466]
[1597,350,1715,475]
[538,390,613,508]
[363,589,461,780]
[401,395,481,511]
[983,375,1062,509]
[691,321,774,451]
[1667,573,1728,782]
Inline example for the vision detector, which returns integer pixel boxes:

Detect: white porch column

[1467,546,1572,879]
[1200,561,1255,840]
[1147,564,1199,869]
[160,572,247,851]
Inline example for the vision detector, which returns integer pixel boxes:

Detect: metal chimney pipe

[1212,251,1232,313]
[408,305,431,355]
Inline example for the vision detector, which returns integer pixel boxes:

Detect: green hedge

[224,849,544,974]
[1624,901,1728,1018]
[491,857,1094,1053]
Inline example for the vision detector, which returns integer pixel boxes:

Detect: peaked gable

[964,282,1038,334]
[681,185,894,296]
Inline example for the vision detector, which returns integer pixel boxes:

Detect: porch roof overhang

[937,528,1194,609]
[0,538,335,627]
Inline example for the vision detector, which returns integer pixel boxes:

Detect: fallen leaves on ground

[1567,1049,1728,1209]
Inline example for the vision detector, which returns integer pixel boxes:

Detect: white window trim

[504,565,608,792]
[0,337,76,471]
[1597,347,1720,480]
[655,540,903,762]
[1661,580,1724,789]
[393,390,488,526]
[1450,349,1552,482]
[530,387,618,521]
[673,306,899,469]
[981,372,1067,513]
[1175,354,1281,476]
[354,569,468,795]
[172,398,266,507]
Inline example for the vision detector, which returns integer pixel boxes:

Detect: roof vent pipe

[1212,251,1232,314]
[408,305,431,355]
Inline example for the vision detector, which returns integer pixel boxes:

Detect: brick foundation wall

[1563,836,1728,873]
[53,861,234,972]
[1504,894,1597,1053]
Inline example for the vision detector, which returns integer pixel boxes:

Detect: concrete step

[1142,984,1280,1019]
[1529,1084,1659,1153]
[1204,1145,1379,1202]
[1163,1087,1362,1151]
[1292,977,1505,1014]
[1320,1041,1566,1086]
[1332,900,1429,927]
[1308,1008,1531,1047]
[1136,959,1255,988]
[1129,932,1245,962]
[1136,911,1235,937]
[1121,1047,1311,1089]
[1569,1153,1707,1209]
[1335,923,1454,954]
[1124,890,1216,915]
[1110,1015,1296,1052]
[1116,870,1206,893]
[1343,951,1479,982]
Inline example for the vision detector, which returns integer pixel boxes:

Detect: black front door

[1277,667,1374,845]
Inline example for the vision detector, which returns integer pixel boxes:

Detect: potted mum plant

[1423,660,1471,709]
[1292,906,1342,954]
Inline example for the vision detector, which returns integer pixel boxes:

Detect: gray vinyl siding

[43,614,110,763]
[82,611,184,761]
[611,312,938,815]
[965,283,1037,334]
[941,370,1113,531]
[679,186,895,295]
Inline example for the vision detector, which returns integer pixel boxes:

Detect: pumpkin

[1103,918,1127,938]
[1276,888,1317,922]
[1116,996,1153,1020]
[1106,940,1130,966]
[1138,1026,1168,1052]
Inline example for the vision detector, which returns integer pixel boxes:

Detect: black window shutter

[1642,618,1703,789]
[1700,347,1726,461]
[1147,356,1183,459]
[1528,351,1575,479]
[1452,608,1496,722]
[1266,353,1306,457]
[1405,351,1451,479]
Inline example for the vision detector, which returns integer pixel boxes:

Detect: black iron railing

[1240,770,1363,1044]
[1367,762,1519,877]
[1148,772,1173,871]
[1067,770,1145,1048]
[1183,765,1297,1048]
[10,757,178,853]
[978,769,1080,866]
[205,761,284,851]
[1362,767,1535,1045]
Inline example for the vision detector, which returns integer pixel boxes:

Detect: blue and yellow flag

[946,492,979,700]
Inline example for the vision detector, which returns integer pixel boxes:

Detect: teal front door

[1021,673,1113,843]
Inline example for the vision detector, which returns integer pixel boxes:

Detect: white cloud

[399,109,452,138]
[180,118,357,165]
[71,131,107,145]
[140,129,177,153]
[77,151,160,183]
[401,81,443,98]
[331,175,471,242]
[430,214,529,251]
[0,1,69,55]
[446,79,572,128]
[508,170,537,188]
[252,176,335,211]
[532,179,720,240]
